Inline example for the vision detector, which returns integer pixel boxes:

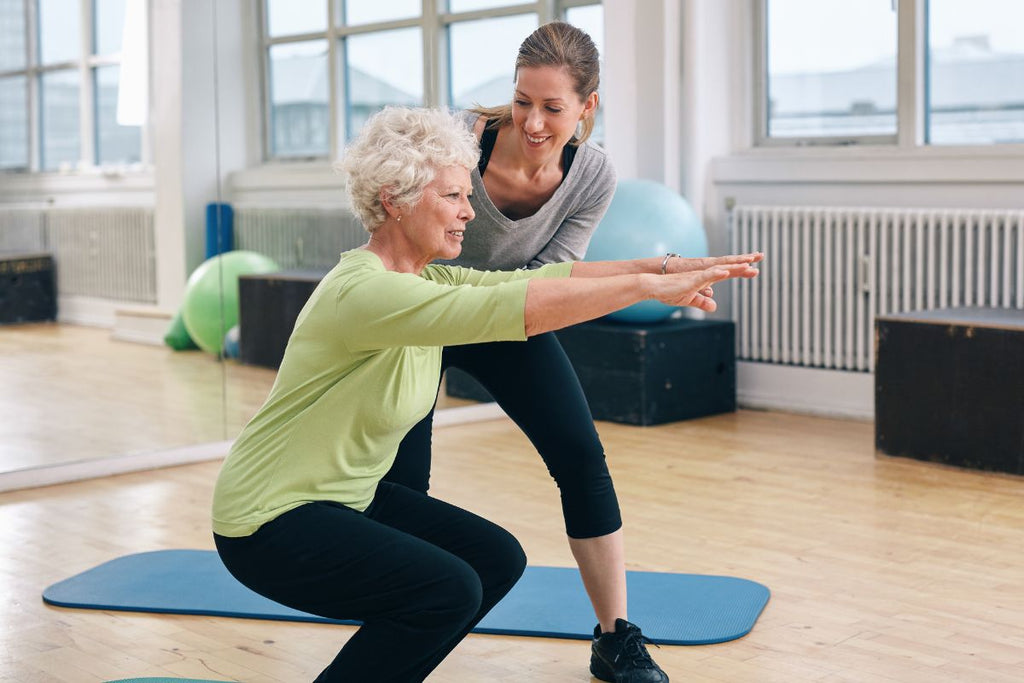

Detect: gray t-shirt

[441,110,617,271]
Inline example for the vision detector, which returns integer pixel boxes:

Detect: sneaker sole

[589,656,616,682]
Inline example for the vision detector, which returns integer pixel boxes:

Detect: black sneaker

[590,618,669,682]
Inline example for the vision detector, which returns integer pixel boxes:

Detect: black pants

[214,483,526,682]
[387,333,622,539]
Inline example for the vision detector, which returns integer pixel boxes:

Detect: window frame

[752,0,995,150]
[0,0,148,174]
[256,0,602,163]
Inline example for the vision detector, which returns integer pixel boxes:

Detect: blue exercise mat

[44,550,769,645]
[108,679,227,682]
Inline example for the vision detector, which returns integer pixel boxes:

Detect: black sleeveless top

[477,121,578,179]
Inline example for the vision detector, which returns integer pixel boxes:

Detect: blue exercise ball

[585,179,708,323]
[223,324,241,359]
[181,250,279,355]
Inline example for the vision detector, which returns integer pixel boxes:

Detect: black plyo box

[875,307,1024,475]
[447,317,736,426]
[237,269,327,369]
[0,252,57,324]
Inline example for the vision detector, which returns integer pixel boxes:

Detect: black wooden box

[875,307,1024,475]
[0,252,57,325]
[238,269,327,369]
[447,317,737,425]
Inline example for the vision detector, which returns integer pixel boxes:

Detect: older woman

[211,106,759,682]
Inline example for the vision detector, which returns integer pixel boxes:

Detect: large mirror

[0,0,502,493]
[0,0,244,491]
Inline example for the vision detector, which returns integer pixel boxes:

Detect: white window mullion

[327,0,341,157]
[27,0,40,171]
[78,0,95,167]
[424,0,443,108]
[896,0,925,147]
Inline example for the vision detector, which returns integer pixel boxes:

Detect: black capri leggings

[214,482,526,683]
[386,332,622,539]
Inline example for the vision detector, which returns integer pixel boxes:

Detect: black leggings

[387,332,622,539]
[214,483,526,683]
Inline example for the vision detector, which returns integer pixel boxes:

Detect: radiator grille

[0,208,47,252]
[731,206,1024,371]
[233,206,366,270]
[0,207,156,303]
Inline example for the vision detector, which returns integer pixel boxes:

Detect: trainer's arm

[570,251,763,278]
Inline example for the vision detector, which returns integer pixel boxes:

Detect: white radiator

[233,206,366,270]
[47,208,156,302]
[731,205,1024,372]
[0,207,156,303]
[0,208,46,252]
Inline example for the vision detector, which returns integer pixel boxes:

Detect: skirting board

[112,306,173,346]
[737,361,874,420]
[0,403,507,493]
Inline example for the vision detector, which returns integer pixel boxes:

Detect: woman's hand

[664,251,764,275]
[649,263,760,313]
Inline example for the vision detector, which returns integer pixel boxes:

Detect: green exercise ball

[181,250,279,355]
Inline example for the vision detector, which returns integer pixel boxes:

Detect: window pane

[95,65,141,165]
[0,76,28,170]
[449,13,537,110]
[39,0,81,64]
[345,28,423,141]
[0,0,26,71]
[344,0,419,26]
[448,0,532,13]
[266,0,326,37]
[928,0,1024,145]
[41,69,80,170]
[565,4,604,144]
[765,0,897,139]
[268,40,329,157]
[95,0,127,55]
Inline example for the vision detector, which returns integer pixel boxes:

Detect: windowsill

[230,161,342,190]
[0,166,156,204]
[227,161,348,206]
[713,143,1024,185]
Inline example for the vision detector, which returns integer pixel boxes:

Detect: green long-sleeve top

[212,249,573,537]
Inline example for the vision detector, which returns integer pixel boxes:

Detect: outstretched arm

[523,260,759,336]
[569,251,763,278]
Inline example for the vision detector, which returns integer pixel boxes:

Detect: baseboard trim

[737,361,874,420]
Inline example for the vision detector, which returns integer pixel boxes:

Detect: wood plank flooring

[2,326,1023,681]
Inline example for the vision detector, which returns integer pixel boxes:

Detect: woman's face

[401,165,475,262]
[511,65,597,163]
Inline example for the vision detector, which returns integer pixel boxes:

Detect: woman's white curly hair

[337,107,480,233]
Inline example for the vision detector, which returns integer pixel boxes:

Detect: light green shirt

[212,249,573,537]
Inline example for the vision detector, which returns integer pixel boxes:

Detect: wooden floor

[3,329,1024,681]
[0,323,469,473]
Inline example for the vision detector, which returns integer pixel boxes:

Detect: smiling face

[400,165,475,262]
[511,65,597,163]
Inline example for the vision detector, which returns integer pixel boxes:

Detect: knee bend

[420,562,484,625]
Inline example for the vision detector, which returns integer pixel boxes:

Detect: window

[758,0,1024,147]
[0,0,146,173]
[260,0,604,161]
[927,0,1024,145]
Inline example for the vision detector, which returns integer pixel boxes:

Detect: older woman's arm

[523,262,757,337]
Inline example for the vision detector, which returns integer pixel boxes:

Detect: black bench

[875,307,1024,474]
